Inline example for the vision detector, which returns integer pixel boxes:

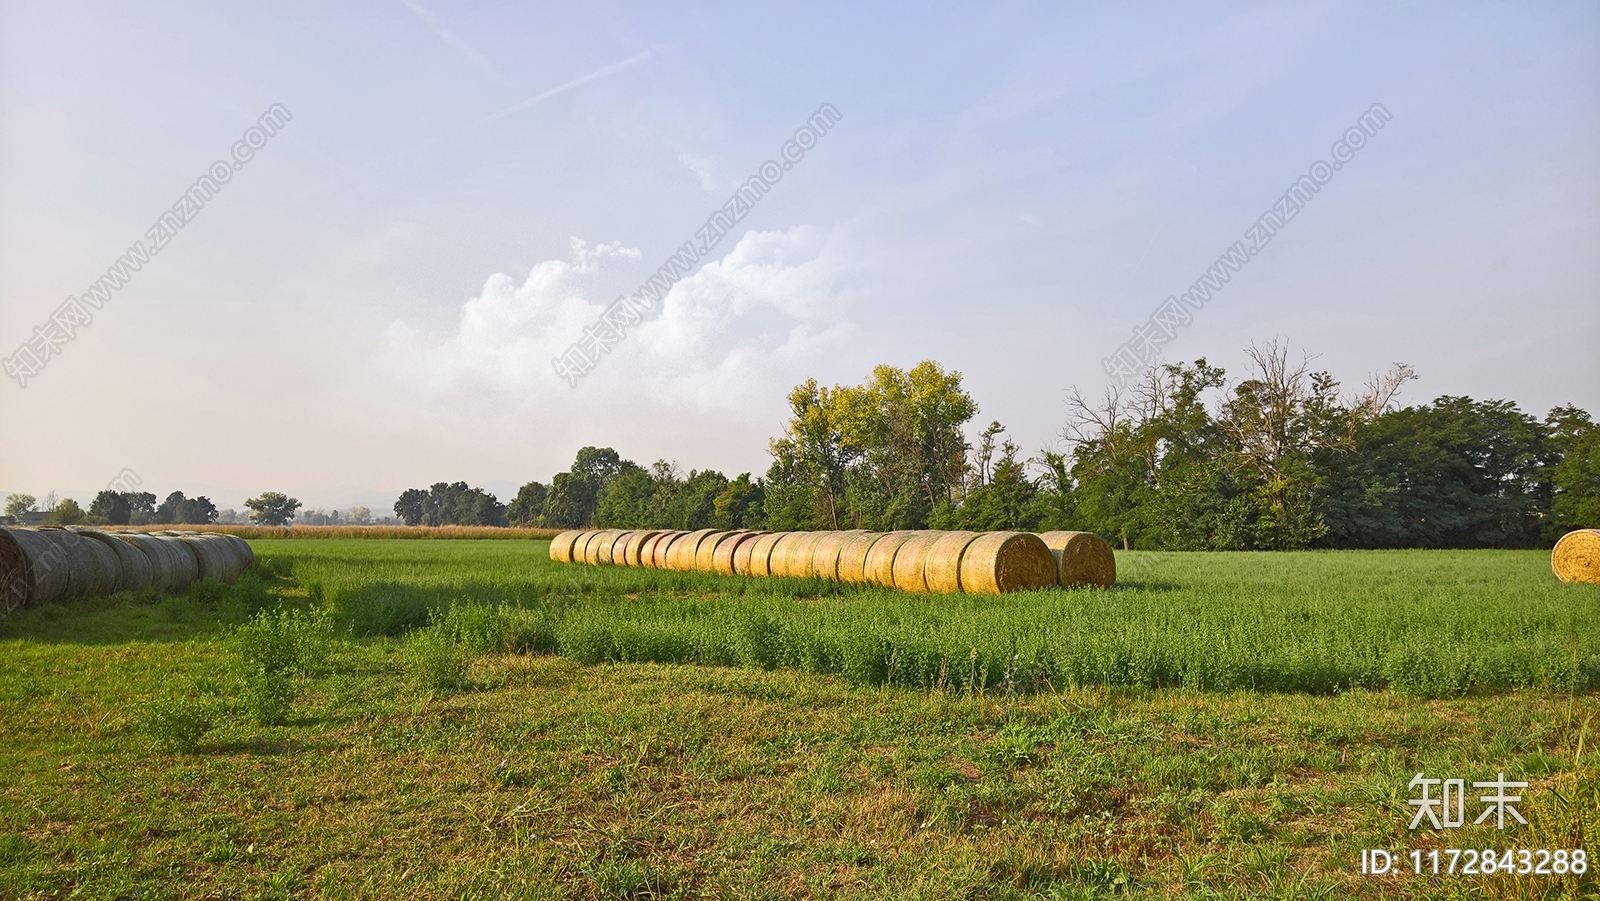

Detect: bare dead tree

[1354,362,1418,420]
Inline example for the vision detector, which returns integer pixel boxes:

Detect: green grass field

[1,540,1597,899]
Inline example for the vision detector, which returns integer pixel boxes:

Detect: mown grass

[0,542,1596,899]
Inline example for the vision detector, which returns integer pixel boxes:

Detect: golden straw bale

[745,533,786,577]
[620,530,663,567]
[779,532,826,578]
[549,530,583,563]
[890,532,943,593]
[582,531,616,565]
[607,531,638,566]
[667,530,716,571]
[571,531,601,564]
[715,532,762,575]
[960,532,1057,594]
[650,532,684,569]
[1552,529,1600,584]
[923,531,981,594]
[809,531,859,581]
[863,532,915,587]
[836,533,884,584]
[694,531,738,573]
[1036,531,1117,587]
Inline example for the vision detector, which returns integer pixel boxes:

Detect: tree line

[425,351,1595,549]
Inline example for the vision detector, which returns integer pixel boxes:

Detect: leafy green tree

[541,472,597,528]
[418,482,507,527]
[507,481,548,527]
[394,488,427,526]
[46,498,86,525]
[1546,405,1600,534]
[245,492,302,526]
[712,474,765,529]
[4,494,36,519]
[594,469,654,527]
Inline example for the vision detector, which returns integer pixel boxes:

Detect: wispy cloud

[476,50,655,125]
[399,0,504,84]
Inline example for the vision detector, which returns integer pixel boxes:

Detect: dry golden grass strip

[1552,529,1600,584]
[890,531,942,593]
[744,533,786,577]
[863,531,915,587]
[1036,531,1117,588]
[960,532,1057,594]
[923,531,981,594]
[548,530,583,563]
[836,532,884,584]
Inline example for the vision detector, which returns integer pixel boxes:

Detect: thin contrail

[476,50,654,125]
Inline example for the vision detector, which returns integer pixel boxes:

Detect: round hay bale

[836,533,884,584]
[771,532,823,578]
[606,531,638,566]
[710,531,755,575]
[923,531,981,594]
[177,534,246,584]
[694,532,737,573]
[116,532,191,593]
[35,528,120,599]
[641,531,673,568]
[619,530,662,567]
[74,529,154,595]
[569,531,600,564]
[650,532,684,569]
[1036,531,1117,588]
[155,535,201,589]
[0,527,72,610]
[809,531,859,581]
[1552,529,1600,584]
[666,530,716,571]
[890,532,944,593]
[549,530,584,563]
[960,532,1057,594]
[744,532,786,577]
[725,532,767,575]
[863,532,916,587]
[582,530,619,565]
[220,534,255,571]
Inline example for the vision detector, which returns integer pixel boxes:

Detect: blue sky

[2,1,1596,512]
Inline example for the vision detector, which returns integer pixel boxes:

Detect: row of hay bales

[0,527,253,612]
[1553,529,1600,585]
[548,528,1115,594]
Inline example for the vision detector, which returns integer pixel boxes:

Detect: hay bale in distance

[38,528,120,599]
[715,532,761,575]
[863,532,915,587]
[0,527,72,610]
[607,531,639,565]
[960,532,1057,594]
[836,532,884,584]
[651,532,685,569]
[890,532,942,593]
[569,531,601,564]
[620,530,662,567]
[117,532,194,593]
[1036,531,1116,588]
[643,532,675,568]
[75,529,154,595]
[220,534,254,571]
[923,531,980,594]
[744,533,786,577]
[809,532,857,581]
[667,530,716,571]
[1552,529,1600,584]
[585,531,622,565]
[178,534,246,584]
[549,530,583,563]
[695,532,737,573]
